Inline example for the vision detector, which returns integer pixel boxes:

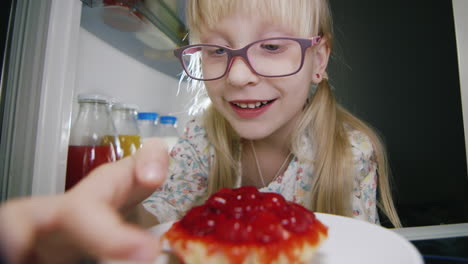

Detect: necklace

[249,140,293,187]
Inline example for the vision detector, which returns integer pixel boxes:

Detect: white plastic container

[157,115,179,152]
[137,112,159,142]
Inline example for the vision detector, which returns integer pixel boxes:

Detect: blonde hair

[185,0,401,227]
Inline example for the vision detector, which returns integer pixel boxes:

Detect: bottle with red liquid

[65,93,120,191]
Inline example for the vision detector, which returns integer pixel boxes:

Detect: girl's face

[200,13,329,141]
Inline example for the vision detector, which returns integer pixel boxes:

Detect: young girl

[143,0,401,227]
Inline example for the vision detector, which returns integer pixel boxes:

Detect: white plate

[104,213,423,264]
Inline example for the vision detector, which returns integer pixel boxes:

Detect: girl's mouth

[229,99,276,118]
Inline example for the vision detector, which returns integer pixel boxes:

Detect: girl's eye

[215,48,226,55]
[261,44,280,51]
[205,47,227,56]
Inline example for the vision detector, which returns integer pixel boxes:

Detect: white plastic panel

[31,0,83,195]
[453,0,468,171]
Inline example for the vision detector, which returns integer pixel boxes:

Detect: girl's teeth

[233,101,271,109]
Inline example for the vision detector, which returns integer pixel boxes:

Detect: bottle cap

[112,103,139,111]
[160,115,177,125]
[138,112,159,120]
[77,93,110,104]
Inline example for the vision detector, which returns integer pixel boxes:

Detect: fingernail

[141,163,165,182]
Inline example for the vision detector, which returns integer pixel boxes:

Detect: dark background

[0,0,13,74]
[328,0,468,226]
[0,0,14,140]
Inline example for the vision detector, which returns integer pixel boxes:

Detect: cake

[163,186,328,264]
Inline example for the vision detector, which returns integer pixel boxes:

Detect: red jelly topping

[165,186,328,264]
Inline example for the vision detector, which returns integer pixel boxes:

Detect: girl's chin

[230,122,274,140]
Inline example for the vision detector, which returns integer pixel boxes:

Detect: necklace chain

[249,140,293,187]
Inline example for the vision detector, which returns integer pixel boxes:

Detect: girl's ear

[312,37,331,81]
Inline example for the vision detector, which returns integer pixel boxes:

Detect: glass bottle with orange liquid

[111,103,141,158]
[65,94,120,191]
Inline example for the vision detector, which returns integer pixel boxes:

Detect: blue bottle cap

[159,115,177,124]
[138,112,158,120]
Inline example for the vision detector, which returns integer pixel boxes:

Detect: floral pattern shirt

[143,117,379,224]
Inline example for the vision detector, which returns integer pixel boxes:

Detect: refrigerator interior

[73,27,193,135]
[1,0,468,232]
[74,1,193,135]
[0,0,194,200]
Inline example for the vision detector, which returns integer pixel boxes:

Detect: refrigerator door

[0,0,15,201]
[0,0,82,200]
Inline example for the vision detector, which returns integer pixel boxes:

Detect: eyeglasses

[173,36,322,81]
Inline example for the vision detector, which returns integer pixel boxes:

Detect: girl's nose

[226,57,259,87]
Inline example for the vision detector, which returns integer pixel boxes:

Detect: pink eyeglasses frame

[173,36,322,81]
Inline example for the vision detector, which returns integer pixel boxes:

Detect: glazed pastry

[164,186,328,264]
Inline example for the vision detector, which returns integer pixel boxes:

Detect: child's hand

[0,138,169,264]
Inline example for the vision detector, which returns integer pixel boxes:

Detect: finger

[0,199,36,264]
[69,137,169,209]
[59,138,169,261]
[134,137,168,187]
[59,197,161,262]
[0,196,61,264]
[127,137,169,208]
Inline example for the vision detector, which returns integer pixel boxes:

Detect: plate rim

[149,212,424,264]
[314,213,424,264]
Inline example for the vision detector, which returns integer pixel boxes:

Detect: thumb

[134,137,169,188]
[124,137,170,209]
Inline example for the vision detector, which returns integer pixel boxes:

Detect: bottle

[137,112,159,142]
[111,103,141,158]
[158,115,179,152]
[65,93,120,191]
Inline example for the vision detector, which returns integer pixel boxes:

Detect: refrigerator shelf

[80,0,188,78]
